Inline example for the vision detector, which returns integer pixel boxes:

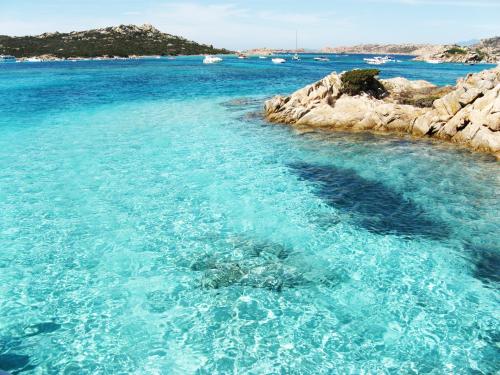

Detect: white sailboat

[292,31,300,61]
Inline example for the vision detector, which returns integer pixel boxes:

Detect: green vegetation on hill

[0,24,232,58]
[340,69,387,99]
[445,46,467,55]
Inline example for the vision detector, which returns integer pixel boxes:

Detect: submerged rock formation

[264,66,500,158]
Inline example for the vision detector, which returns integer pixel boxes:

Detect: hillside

[322,37,500,63]
[413,37,500,63]
[321,43,439,55]
[0,24,231,58]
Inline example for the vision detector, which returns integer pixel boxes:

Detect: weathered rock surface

[265,66,500,158]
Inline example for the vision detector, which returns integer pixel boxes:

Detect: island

[0,24,232,60]
[265,67,500,159]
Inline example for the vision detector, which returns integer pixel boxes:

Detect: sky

[0,0,499,50]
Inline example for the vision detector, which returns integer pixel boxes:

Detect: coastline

[264,66,500,159]
[8,53,233,63]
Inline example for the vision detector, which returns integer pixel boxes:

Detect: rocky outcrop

[322,37,500,64]
[412,68,500,155]
[321,43,443,56]
[265,66,500,158]
[243,48,306,56]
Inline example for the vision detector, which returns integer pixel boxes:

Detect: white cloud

[140,2,354,50]
[0,1,497,49]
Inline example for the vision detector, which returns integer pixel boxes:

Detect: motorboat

[425,59,442,64]
[313,56,330,62]
[0,54,16,63]
[364,56,395,65]
[237,54,248,59]
[203,55,223,64]
[364,57,385,65]
[272,58,286,64]
[259,56,268,59]
[292,54,300,61]
[26,57,42,62]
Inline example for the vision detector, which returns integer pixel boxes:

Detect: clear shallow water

[0,55,499,374]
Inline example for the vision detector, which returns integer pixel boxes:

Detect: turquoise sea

[0,55,498,374]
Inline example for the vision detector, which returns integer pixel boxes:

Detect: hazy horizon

[1,0,499,50]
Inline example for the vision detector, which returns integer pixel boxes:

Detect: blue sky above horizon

[1,0,499,50]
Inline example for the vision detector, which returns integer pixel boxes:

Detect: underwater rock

[193,236,346,291]
[23,322,61,337]
[200,261,307,291]
[190,237,290,273]
[237,111,265,123]
[221,97,262,110]
[201,263,246,289]
[189,235,347,291]
[464,242,500,285]
[288,162,449,239]
[0,353,30,373]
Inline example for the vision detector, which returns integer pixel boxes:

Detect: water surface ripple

[0,56,498,374]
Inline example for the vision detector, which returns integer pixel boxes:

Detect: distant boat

[203,55,223,64]
[0,54,16,63]
[313,56,330,62]
[237,54,248,59]
[272,58,286,64]
[26,57,42,62]
[259,56,268,59]
[425,59,442,64]
[364,56,394,65]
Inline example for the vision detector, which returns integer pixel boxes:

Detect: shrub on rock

[340,69,387,99]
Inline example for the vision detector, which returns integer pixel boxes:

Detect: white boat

[364,58,385,65]
[26,57,42,62]
[203,55,223,64]
[364,56,395,65]
[237,54,248,59]
[272,58,286,64]
[0,54,16,63]
[292,54,300,61]
[425,59,442,64]
[259,56,268,59]
[313,56,330,62]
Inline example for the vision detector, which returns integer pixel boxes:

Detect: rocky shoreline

[322,37,500,64]
[264,67,500,159]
